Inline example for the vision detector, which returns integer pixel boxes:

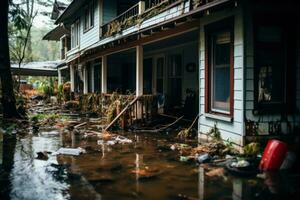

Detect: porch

[70,29,199,124]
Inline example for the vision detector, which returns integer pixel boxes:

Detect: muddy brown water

[1,127,300,200]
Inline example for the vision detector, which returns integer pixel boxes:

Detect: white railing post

[136,45,144,119]
[136,45,143,97]
[101,55,107,94]
[58,69,62,86]
[70,65,75,92]
[83,65,88,94]
[138,1,145,15]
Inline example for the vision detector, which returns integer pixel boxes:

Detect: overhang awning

[43,25,70,41]
[11,61,64,77]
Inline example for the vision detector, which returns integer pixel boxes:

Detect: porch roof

[79,0,233,59]
[43,25,70,41]
[11,61,64,76]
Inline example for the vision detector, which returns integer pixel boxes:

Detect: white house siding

[79,0,100,50]
[244,4,300,135]
[198,7,245,147]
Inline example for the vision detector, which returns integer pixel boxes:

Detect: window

[205,18,234,116]
[84,0,94,32]
[254,15,296,114]
[71,20,80,49]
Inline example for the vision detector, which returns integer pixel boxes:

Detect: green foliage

[224,138,234,149]
[57,84,63,103]
[208,123,222,141]
[38,78,54,97]
[29,113,68,123]
[243,142,260,157]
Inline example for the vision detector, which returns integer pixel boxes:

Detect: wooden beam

[86,20,199,58]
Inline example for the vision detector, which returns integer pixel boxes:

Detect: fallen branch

[74,122,87,129]
[136,116,184,133]
[177,114,201,138]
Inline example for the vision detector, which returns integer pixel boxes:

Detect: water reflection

[9,132,69,200]
[0,128,300,200]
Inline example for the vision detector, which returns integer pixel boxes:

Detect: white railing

[101,2,143,37]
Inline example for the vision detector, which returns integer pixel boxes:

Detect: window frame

[253,14,296,115]
[71,20,80,49]
[204,17,234,117]
[83,0,95,33]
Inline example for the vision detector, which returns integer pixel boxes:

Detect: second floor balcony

[101,0,219,38]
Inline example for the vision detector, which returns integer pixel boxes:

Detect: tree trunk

[0,0,20,119]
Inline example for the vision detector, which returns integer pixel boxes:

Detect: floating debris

[36,151,49,160]
[56,147,86,156]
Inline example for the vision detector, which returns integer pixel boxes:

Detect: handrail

[101,2,140,28]
[101,0,188,37]
[104,96,139,131]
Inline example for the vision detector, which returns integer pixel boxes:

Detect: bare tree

[9,0,37,90]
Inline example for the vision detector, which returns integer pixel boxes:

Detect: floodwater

[1,127,300,200]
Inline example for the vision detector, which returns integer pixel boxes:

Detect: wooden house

[44,0,300,147]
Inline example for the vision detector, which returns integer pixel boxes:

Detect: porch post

[83,65,88,94]
[101,55,107,93]
[136,45,143,119]
[70,65,75,92]
[58,69,62,86]
[136,45,143,96]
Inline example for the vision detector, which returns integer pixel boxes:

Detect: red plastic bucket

[259,139,288,171]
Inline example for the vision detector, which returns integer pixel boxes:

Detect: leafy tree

[9,0,37,89]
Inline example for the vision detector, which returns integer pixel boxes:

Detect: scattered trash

[259,139,288,171]
[225,155,234,159]
[170,145,176,151]
[115,136,132,144]
[205,168,225,178]
[197,153,211,164]
[36,151,49,160]
[97,135,132,146]
[231,160,250,168]
[57,147,86,156]
[226,159,259,177]
[107,140,116,146]
[179,156,194,162]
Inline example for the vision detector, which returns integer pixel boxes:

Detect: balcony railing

[144,0,177,11]
[101,2,141,37]
[101,0,217,38]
